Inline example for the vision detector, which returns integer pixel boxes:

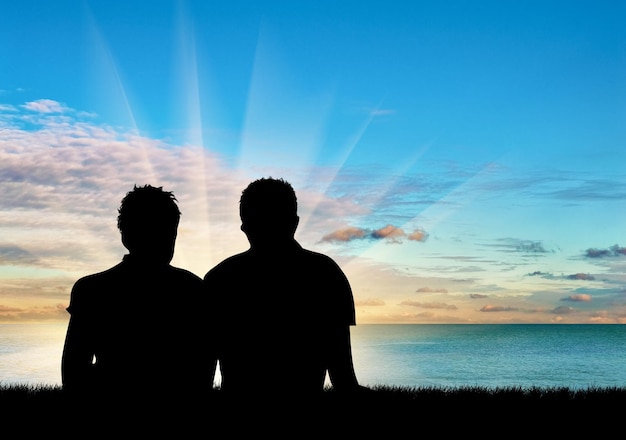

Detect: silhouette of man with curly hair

[62,184,206,414]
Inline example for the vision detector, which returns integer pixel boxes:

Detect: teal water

[350,324,626,389]
[1,323,625,389]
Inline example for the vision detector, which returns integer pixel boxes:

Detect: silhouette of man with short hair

[61,184,206,411]
[204,177,365,400]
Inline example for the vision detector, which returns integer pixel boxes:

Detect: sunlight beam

[171,5,213,270]
[85,7,158,186]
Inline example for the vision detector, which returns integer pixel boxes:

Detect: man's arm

[61,314,95,392]
[61,280,96,393]
[325,257,370,392]
[202,267,223,393]
[327,325,362,391]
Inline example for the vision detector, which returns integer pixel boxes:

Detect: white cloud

[21,99,67,113]
[0,103,379,322]
[0,105,255,281]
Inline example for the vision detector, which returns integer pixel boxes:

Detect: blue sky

[1,0,625,323]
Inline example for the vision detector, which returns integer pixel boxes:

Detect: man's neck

[123,253,171,267]
[250,238,301,254]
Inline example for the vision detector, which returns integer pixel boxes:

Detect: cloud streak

[567,273,595,281]
[400,300,457,310]
[561,294,592,302]
[480,305,519,312]
[585,244,626,258]
[321,224,428,244]
[416,287,448,293]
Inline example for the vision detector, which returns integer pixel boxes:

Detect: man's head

[239,177,299,248]
[117,184,181,264]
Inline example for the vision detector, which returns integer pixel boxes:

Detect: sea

[1,323,625,390]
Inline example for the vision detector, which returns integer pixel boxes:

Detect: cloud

[0,245,39,265]
[321,227,368,242]
[0,303,67,321]
[0,99,254,279]
[469,293,488,299]
[526,271,557,280]
[517,241,547,253]
[589,315,626,324]
[0,276,73,300]
[416,287,448,293]
[372,224,404,240]
[561,294,592,302]
[567,273,595,281]
[551,305,576,315]
[303,195,369,225]
[549,180,626,201]
[355,298,386,306]
[5,99,436,323]
[21,99,67,113]
[487,238,552,254]
[400,300,457,310]
[585,244,626,258]
[320,224,428,244]
[407,229,428,242]
[480,305,519,312]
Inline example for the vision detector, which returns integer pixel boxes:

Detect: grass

[3,382,625,408]
[3,383,624,435]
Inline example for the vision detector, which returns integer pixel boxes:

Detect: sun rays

[3,1,624,325]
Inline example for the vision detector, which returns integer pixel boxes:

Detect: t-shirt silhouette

[63,254,204,400]
[205,241,356,396]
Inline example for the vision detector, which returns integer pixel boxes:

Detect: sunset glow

[1,1,625,324]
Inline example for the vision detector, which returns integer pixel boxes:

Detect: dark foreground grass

[2,383,624,435]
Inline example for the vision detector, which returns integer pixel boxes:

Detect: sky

[1,0,625,324]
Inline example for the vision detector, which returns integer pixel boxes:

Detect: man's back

[63,255,204,398]
[205,242,355,395]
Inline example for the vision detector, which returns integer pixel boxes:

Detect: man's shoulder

[167,265,203,282]
[72,262,124,288]
[299,247,340,267]
[203,251,251,279]
[68,264,127,309]
[74,261,202,287]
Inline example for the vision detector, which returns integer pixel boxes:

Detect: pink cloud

[408,229,428,242]
[562,294,592,302]
[321,227,368,242]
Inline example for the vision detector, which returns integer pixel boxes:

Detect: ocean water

[350,324,626,389]
[1,323,625,389]
[0,323,67,386]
